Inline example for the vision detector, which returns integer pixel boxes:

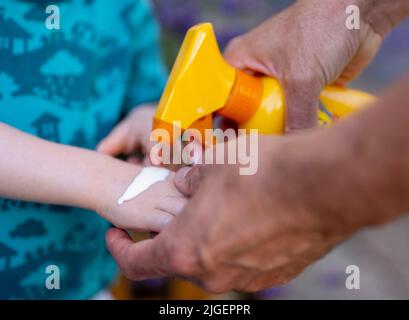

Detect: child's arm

[0,122,186,231]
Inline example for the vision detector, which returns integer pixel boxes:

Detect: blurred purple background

[153,0,409,93]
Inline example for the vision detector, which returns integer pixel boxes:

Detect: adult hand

[104,0,409,293]
[224,0,390,131]
[105,134,366,292]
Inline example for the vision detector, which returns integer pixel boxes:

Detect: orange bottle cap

[218,70,263,123]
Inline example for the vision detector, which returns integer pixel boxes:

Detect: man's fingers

[97,120,132,156]
[335,31,383,87]
[106,228,167,280]
[283,78,322,132]
[224,35,273,77]
[105,228,136,278]
[223,36,249,70]
[174,165,207,196]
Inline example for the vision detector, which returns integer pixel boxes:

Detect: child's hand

[95,164,187,232]
[97,105,155,164]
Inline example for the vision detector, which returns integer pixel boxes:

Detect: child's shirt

[0,0,167,299]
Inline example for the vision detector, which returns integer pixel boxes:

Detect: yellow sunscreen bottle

[153,22,376,141]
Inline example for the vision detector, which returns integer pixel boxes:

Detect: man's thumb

[174,165,206,197]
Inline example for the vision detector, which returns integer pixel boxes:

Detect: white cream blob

[117,166,170,205]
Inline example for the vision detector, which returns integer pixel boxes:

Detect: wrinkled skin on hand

[224,0,384,131]
[105,136,354,292]
[104,0,409,293]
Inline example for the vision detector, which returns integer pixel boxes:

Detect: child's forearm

[0,123,139,212]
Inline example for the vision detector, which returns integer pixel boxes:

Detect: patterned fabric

[0,0,167,299]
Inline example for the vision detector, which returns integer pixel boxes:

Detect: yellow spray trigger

[153,22,376,142]
[153,23,236,138]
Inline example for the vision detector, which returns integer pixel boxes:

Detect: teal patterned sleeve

[122,0,168,112]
